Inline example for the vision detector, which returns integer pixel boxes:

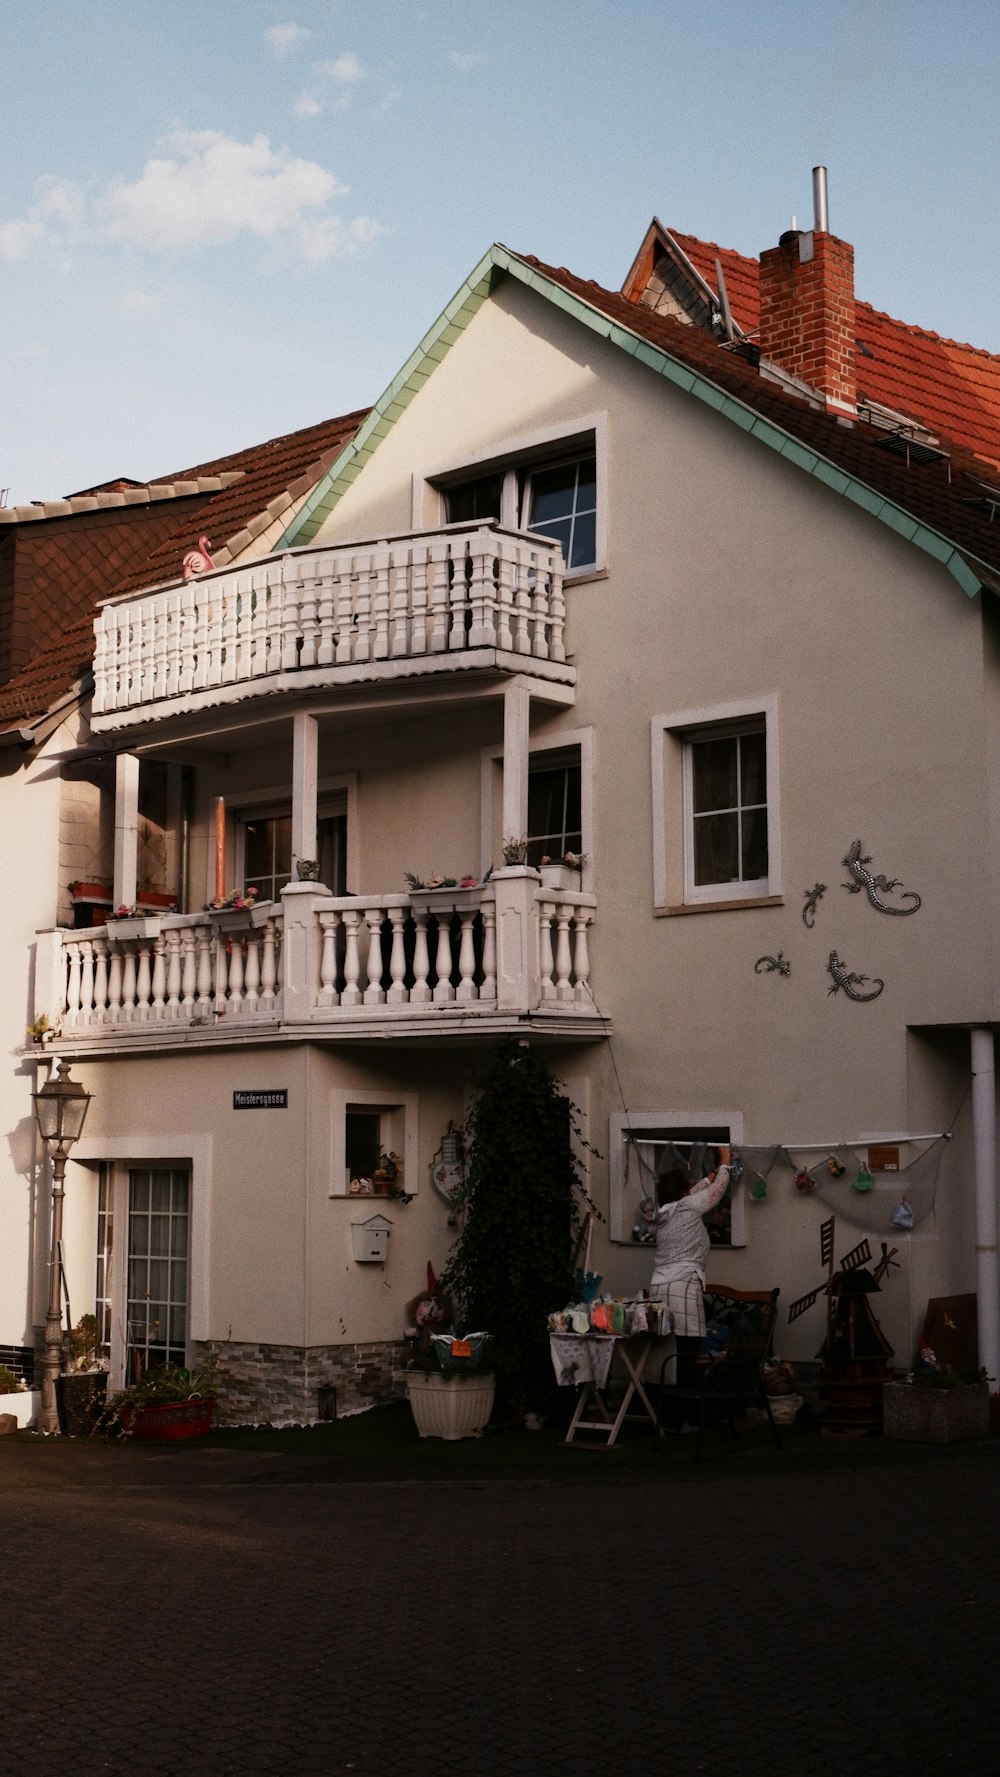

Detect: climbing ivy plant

[441,1039,596,1411]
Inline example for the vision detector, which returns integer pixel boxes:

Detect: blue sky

[3,0,998,504]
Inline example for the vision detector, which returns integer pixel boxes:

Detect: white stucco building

[4,183,1000,1421]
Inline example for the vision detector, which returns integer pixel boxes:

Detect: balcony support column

[113,753,140,912]
[502,678,531,850]
[291,712,319,880]
[281,884,332,1022]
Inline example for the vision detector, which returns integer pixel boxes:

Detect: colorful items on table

[547,1296,670,1337]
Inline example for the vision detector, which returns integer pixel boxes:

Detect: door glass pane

[446,475,503,523]
[126,1168,190,1376]
[526,758,582,867]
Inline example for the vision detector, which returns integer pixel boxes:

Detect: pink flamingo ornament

[182,536,215,580]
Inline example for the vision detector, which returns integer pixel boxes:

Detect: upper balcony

[91,522,575,734]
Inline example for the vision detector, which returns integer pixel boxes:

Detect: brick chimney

[758,225,856,415]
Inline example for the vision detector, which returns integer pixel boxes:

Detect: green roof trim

[275,243,987,600]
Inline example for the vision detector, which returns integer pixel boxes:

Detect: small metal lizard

[827,949,884,1002]
[755,952,790,976]
[842,839,921,915]
[802,883,826,928]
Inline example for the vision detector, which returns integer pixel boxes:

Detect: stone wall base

[193,1339,406,1426]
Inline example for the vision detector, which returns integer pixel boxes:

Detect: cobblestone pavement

[3,1448,998,1777]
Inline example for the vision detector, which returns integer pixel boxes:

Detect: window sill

[655,894,784,917]
[563,566,608,587]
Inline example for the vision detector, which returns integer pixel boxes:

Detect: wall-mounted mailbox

[351,1213,393,1263]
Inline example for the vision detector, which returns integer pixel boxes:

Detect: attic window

[856,339,875,360]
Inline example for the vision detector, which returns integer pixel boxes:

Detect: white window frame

[414,411,608,580]
[609,1109,746,1247]
[480,725,594,887]
[330,1088,419,1199]
[651,696,781,911]
[71,1133,211,1385]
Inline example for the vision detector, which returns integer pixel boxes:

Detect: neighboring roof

[0,408,368,736]
[107,408,368,598]
[0,473,244,526]
[636,225,1000,473]
[282,243,1000,600]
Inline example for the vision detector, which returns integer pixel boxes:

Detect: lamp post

[33,1061,92,1434]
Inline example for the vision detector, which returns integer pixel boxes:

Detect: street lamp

[32,1061,92,1434]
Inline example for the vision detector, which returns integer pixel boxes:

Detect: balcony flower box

[207,899,274,932]
[538,852,586,892]
[105,915,164,941]
[407,886,482,916]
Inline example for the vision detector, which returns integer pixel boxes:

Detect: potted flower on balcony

[404,872,480,913]
[205,886,273,931]
[538,851,587,891]
[113,1361,217,1441]
[105,903,164,941]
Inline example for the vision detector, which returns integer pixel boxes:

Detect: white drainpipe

[971,1027,1000,1383]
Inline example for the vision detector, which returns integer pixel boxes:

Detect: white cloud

[102,129,346,252]
[0,216,46,262]
[120,287,171,316]
[264,22,309,57]
[1,130,381,269]
[297,212,385,265]
[318,52,365,84]
[292,51,366,119]
[449,50,486,73]
[0,173,85,261]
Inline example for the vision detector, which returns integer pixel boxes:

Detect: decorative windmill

[788,1217,899,1437]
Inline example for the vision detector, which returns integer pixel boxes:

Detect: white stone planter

[0,1389,41,1429]
[539,865,582,892]
[105,916,163,940]
[405,1371,496,1439]
[407,887,482,915]
[208,900,274,931]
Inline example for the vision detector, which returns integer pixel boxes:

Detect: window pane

[346,1111,382,1180]
[530,463,578,524]
[692,738,737,814]
[741,807,769,880]
[740,732,767,805]
[446,476,503,523]
[532,515,573,559]
[575,457,597,509]
[694,812,739,884]
[526,760,582,866]
[568,509,596,570]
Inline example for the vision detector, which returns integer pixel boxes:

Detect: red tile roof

[514,250,1000,576]
[0,409,367,732]
[667,231,1000,472]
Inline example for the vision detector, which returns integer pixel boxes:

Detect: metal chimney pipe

[812,165,829,233]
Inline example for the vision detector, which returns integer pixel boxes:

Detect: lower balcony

[36,871,607,1051]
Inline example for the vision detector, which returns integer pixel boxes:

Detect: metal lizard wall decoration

[842,839,921,915]
[802,883,826,927]
[827,950,884,1002]
[755,953,790,976]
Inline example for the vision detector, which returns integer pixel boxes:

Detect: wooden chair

[655,1284,782,1463]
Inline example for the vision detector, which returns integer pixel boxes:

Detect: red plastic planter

[120,1397,215,1440]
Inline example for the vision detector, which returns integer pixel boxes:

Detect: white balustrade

[92,523,567,719]
[51,883,597,1037]
[58,914,284,1031]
